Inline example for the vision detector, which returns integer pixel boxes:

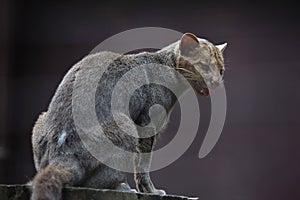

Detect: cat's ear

[216,43,227,53]
[179,33,199,56]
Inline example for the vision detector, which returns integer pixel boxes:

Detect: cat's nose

[218,76,224,82]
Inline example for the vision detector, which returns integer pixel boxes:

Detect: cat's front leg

[134,137,166,195]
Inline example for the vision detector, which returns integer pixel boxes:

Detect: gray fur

[30,33,226,200]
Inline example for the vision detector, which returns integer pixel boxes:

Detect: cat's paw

[115,182,131,192]
[130,189,138,193]
[153,189,166,195]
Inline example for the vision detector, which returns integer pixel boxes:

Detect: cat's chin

[199,87,210,96]
[191,80,210,96]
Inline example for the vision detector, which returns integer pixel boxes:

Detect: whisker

[176,67,194,74]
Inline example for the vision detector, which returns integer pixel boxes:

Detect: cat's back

[35,50,167,136]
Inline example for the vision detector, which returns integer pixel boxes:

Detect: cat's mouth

[193,80,210,96]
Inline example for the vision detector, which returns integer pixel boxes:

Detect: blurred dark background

[0,0,299,200]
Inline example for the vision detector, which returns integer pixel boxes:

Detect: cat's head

[176,33,227,96]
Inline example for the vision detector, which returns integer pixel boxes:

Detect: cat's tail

[30,165,74,200]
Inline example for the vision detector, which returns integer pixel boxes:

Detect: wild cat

[30,33,227,200]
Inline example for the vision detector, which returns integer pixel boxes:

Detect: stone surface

[0,185,198,200]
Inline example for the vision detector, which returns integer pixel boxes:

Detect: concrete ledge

[0,184,198,200]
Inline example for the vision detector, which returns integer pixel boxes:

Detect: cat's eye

[220,69,225,76]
